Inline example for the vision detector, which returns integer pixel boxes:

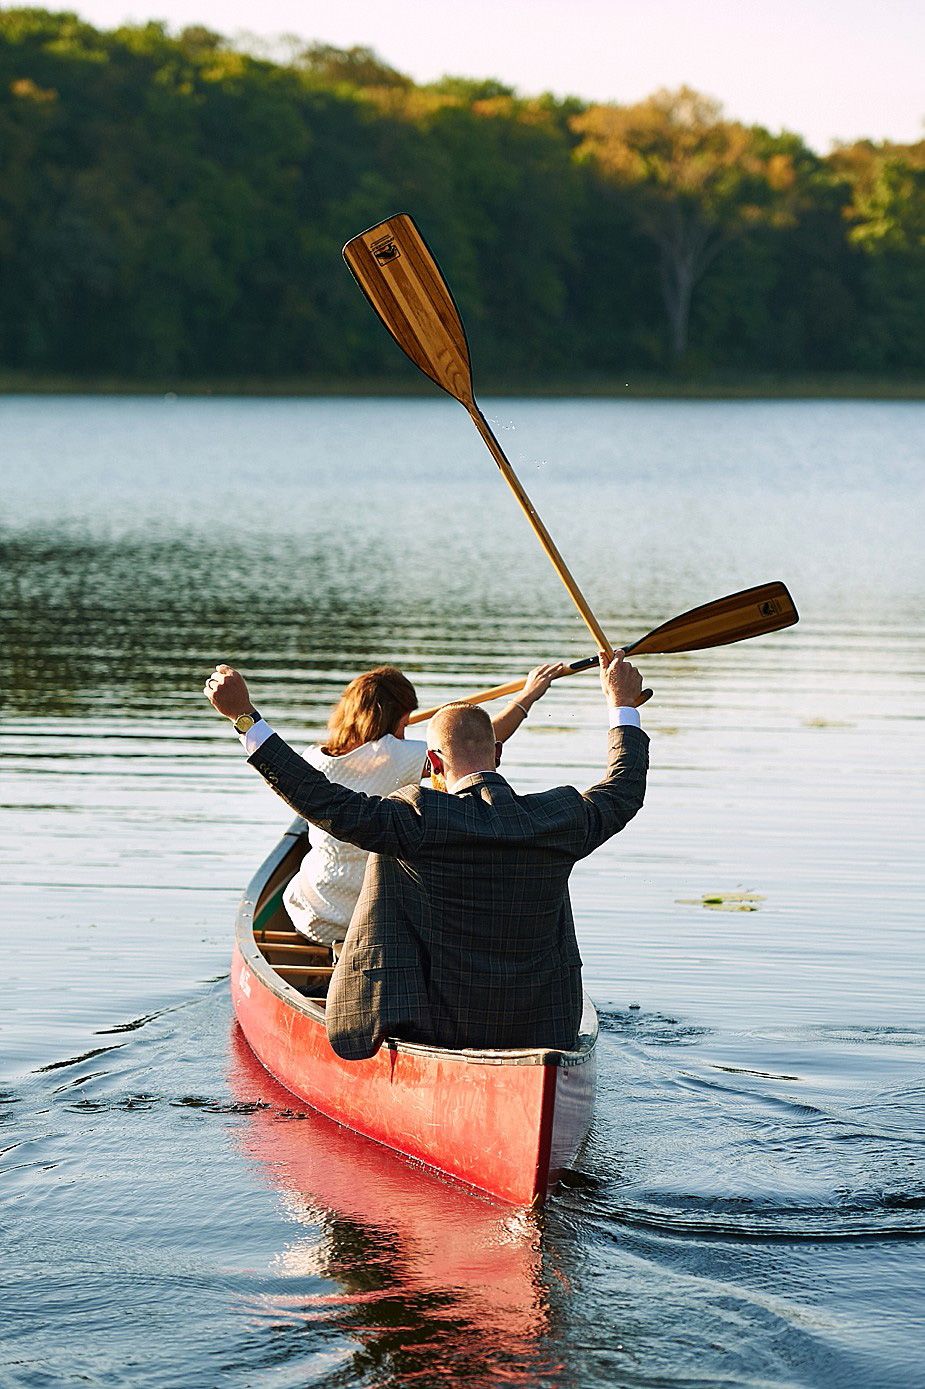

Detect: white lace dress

[282,734,427,945]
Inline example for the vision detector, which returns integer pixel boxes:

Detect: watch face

[235,713,255,733]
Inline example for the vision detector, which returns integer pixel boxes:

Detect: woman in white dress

[283,662,563,946]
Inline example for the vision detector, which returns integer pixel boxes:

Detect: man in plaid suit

[206,652,647,1060]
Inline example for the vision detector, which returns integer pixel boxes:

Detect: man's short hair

[426,703,495,762]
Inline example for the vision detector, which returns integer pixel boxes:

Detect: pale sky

[67,0,923,154]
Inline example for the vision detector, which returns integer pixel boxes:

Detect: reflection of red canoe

[232,818,598,1206]
[228,1026,550,1347]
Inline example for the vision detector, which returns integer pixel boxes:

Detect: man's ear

[494,741,503,768]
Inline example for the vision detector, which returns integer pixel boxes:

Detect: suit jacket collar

[451,770,511,797]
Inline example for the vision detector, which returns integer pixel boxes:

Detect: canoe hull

[232,820,597,1206]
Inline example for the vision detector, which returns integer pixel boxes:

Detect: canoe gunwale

[234,816,599,1070]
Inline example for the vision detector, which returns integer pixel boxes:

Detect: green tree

[1,12,922,383]
[297,42,411,91]
[571,87,802,365]
[842,143,925,369]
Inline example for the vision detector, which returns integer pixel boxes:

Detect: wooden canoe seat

[273,964,335,981]
[252,877,336,994]
[258,942,332,963]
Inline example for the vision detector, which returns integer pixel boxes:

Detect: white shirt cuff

[239,718,274,755]
[608,706,641,729]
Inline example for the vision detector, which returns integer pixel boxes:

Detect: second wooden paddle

[343,213,616,657]
[408,580,798,723]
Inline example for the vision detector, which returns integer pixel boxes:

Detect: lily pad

[677,890,765,912]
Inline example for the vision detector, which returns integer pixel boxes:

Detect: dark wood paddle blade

[343,214,476,407]
[624,581,798,656]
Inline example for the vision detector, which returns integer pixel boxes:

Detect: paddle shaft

[468,405,614,657]
[409,658,593,725]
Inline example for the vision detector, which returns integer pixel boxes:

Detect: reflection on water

[2,396,924,1386]
[229,1027,560,1387]
[3,986,923,1388]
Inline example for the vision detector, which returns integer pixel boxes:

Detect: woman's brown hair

[322,666,418,756]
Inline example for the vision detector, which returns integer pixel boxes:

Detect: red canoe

[232,816,598,1206]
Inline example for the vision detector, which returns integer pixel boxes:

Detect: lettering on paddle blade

[759,598,782,616]
[371,233,400,265]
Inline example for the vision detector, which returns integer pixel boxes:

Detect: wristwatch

[233,709,261,734]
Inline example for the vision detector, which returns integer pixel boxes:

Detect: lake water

[1,395,924,1387]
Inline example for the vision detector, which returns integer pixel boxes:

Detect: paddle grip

[568,653,651,708]
[569,638,639,673]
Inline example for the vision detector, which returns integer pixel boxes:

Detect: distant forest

[1,9,924,384]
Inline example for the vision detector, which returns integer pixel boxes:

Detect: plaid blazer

[249,725,648,1060]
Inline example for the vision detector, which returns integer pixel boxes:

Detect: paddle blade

[343,214,475,407]
[626,581,798,656]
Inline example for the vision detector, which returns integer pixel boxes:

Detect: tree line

[1,9,923,383]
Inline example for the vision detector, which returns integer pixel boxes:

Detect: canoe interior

[248,824,336,988]
[232,816,598,1205]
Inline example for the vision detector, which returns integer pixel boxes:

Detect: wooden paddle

[407,581,798,724]
[343,213,616,656]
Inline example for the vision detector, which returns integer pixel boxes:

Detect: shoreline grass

[2,371,925,400]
